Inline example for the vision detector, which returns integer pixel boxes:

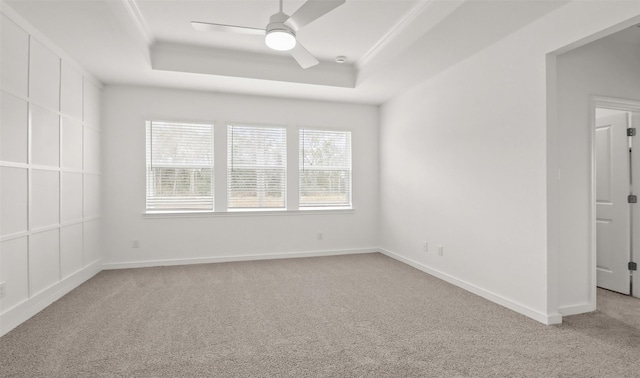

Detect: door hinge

[628,128,636,137]
[629,194,638,204]
[629,262,638,271]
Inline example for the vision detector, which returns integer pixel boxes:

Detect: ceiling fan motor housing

[265,12,296,51]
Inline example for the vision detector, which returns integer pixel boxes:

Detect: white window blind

[299,129,352,208]
[146,121,214,212]
[227,125,286,209]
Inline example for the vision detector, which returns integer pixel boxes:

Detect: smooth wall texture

[556,27,640,311]
[0,10,102,335]
[379,1,640,323]
[102,86,379,266]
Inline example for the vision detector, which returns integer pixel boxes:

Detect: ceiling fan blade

[284,0,345,30]
[289,42,319,69]
[191,21,265,36]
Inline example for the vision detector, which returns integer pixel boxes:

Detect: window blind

[146,121,214,211]
[299,129,352,207]
[227,125,286,209]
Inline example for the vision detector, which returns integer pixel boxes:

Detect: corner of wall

[0,261,102,337]
[379,249,560,325]
[0,6,103,337]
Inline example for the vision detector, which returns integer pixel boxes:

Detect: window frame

[226,123,288,211]
[145,120,215,213]
[298,127,353,210]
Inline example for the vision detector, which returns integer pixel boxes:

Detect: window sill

[143,208,355,219]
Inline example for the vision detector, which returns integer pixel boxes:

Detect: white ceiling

[4,0,573,104]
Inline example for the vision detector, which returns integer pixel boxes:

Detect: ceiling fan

[191,0,345,69]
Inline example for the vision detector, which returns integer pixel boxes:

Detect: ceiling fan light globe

[265,30,296,51]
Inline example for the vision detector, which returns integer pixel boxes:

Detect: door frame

[590,96,640,301]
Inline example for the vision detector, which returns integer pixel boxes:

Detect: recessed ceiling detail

[4,0,571,104]
[151,42,356,88]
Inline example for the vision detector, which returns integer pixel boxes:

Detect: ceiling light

[265,29,296,51]
[335,56,346,64]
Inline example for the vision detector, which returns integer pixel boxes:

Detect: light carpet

[1,253,639,377]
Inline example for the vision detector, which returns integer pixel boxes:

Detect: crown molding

[356,0,438,69]
[104,0,154,64]
[354,0,466,86]
[119,0,155,45]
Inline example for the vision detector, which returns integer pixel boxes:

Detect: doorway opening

[548,16,640,319]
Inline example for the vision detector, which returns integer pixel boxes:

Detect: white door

[632,112,640,299]
[596,112,631,294]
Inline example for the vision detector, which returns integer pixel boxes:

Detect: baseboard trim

[0,259,103,337]
[102,248,379,270]
[1,248,564,336]
[379,248,562,325]
[558,302,596,316]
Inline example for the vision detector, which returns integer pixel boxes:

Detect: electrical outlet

[0,281,6,299]
[422,242,428,252]
[438,245,444,256]
[132,240,140,248]
[317,232,323,240]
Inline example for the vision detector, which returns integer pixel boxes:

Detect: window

[299,129,351,208]
[144,121,353,215]
[146,121,214,212]
[227,125,286,209]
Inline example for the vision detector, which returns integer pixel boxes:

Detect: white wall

[0,9,102,336]
[379,1,640,324]
[555,28,640,312]
[102,85,379,267]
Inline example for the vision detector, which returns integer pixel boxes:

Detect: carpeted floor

[1,253,639,377]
